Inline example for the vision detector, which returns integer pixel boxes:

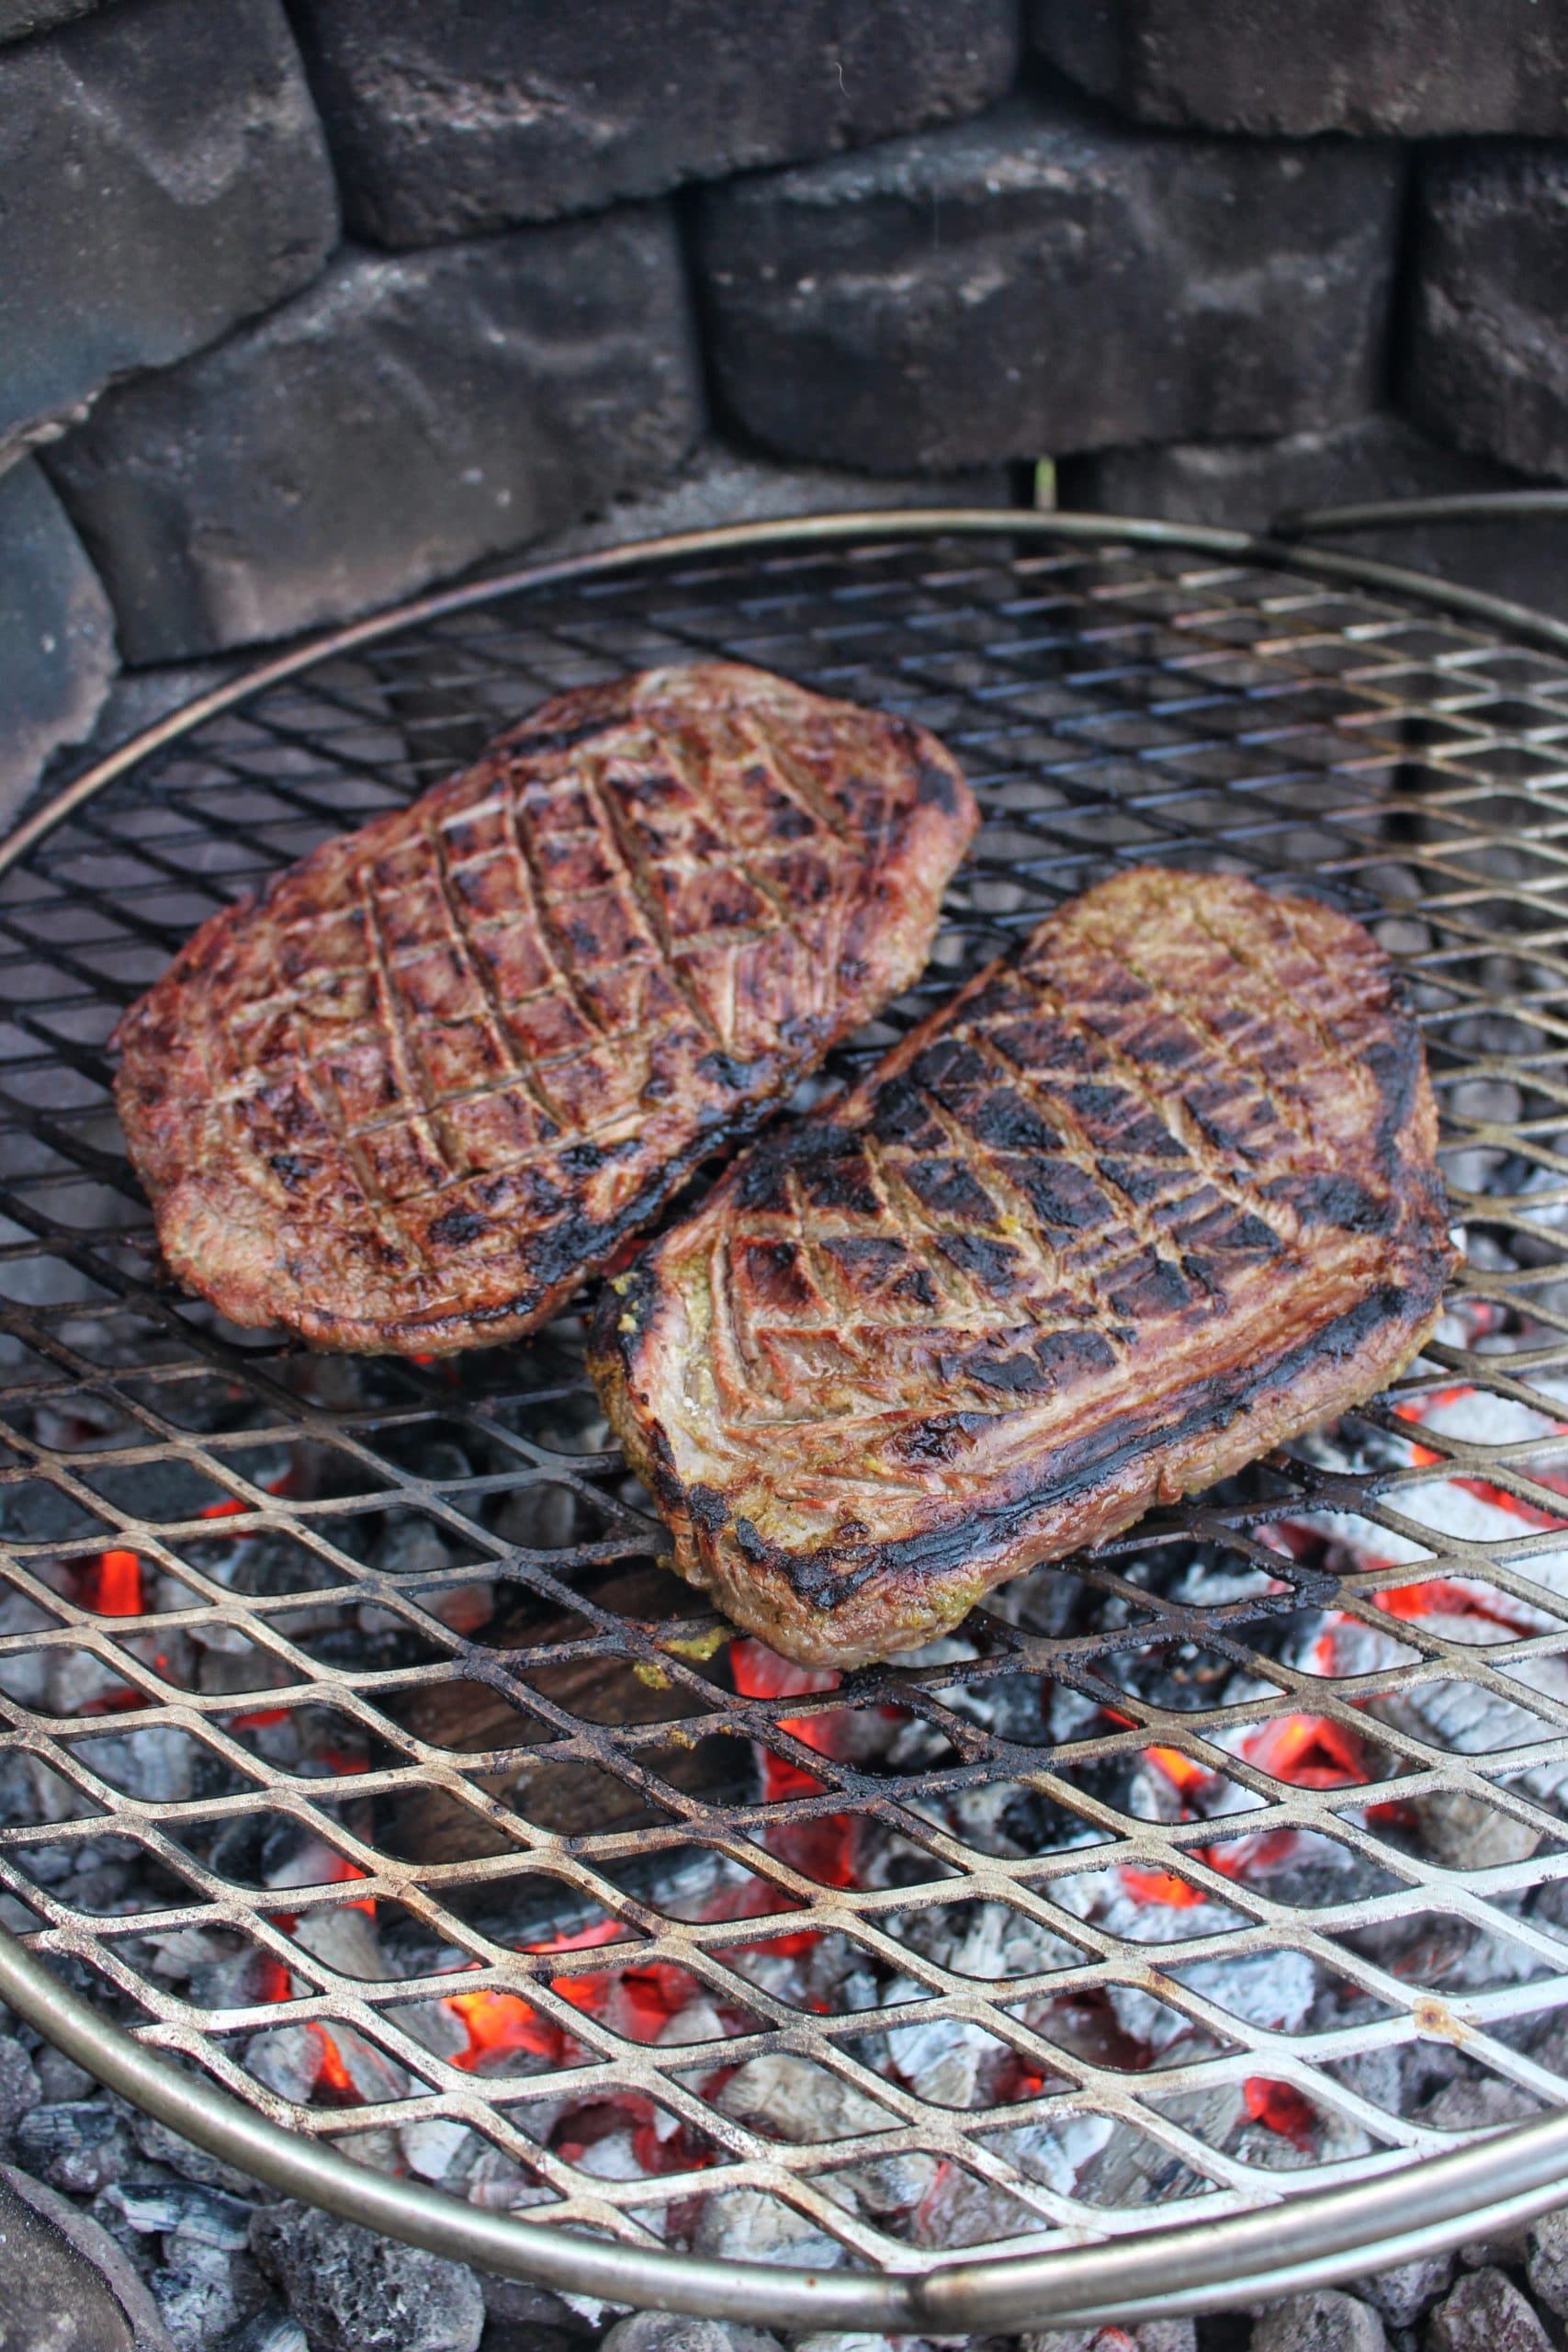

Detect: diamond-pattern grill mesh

[2,528,1567,2274]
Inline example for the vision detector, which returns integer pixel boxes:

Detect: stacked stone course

[2,0,1565,819]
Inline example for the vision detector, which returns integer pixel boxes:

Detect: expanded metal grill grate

[4,514,1568,2332]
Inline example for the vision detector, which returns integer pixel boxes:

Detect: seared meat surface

[592,868,1455,1666]
[114,662,976,1353]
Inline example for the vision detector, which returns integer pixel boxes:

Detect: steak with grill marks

[113,662,976,1354]
[591,867,1456,1666]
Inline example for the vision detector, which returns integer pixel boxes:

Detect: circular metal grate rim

[4,511,1568,2335]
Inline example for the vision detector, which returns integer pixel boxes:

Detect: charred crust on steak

[112,662,977,1356]
[589,866,1457,1668]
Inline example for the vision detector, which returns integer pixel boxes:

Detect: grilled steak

[592,867,1455,1666]
[114,662,976,1354]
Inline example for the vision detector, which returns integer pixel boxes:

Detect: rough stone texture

[1404,146,1568,485]
[0,0,102,40]
[1428,2269,1552,2352]
[1359,2256,1457,2330]
[1529,2209,1568,2319]
[45,205,701,663]
[601,2317,784,2352]
[1059,413,1568,623]
[250,2202,484,2352]
[290,0,1019,246]
[0,458,117,828]
[695,95,1403,474]
[0,0,337,470]
[1026,2324,1197,2352]
[1250,2290,1385,2352]
[1031,0,1568,135]
[0,2042,39,2146]
[534,438,1013,560]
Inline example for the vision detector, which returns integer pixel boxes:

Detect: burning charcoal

[458,2139,538,2210]
[14,2097,130,2194]
[654,1996,728,2050]
[127,2111,263,2197]
[716,2052,887,2143]
[829,2149,942,2216]
[692,2188,847,2269]
[225,2314,310,2352]
[1527,2209,1568,2317]
[1428,2270,1552,2352]
[288,1902,388,1984]
[793,2337,937,2352]
[800,1936,879,2018]
[991,2110,1115,2195]
[250,2200,485,2352]
[601,2317,784,2352]
[1250,2290,1386,2352]
[480,2274,596,2350]
[573,2127,642,2179]
[494,1482,580,1552]
[244,2025,324,2105]
[0,2036,41,2141]
[1416,2075,1543,2132]
[1115,1946,1315,2055]
[35,2047,96,2104]
[1328,2046,1404,2118]
[878,2003,1004,2109]
[190,1945,285,2016]
[1025,2325,1195,2352]
[908,2159,1041,2251]
[106,2180,254,2248]
[398,2116,473,2184]
[152,2236,266,2352]
[1360,2256,1456,2327]
[1410,1787,1543,1872]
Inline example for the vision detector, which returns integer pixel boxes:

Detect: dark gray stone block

[1060,412,1517,526]
[0,459,117,829]
[0,0,337,470]
[45,207,702,663]
[0,0,103,42]
[535,438,1013,559]
[1405,146,1568,485]
[1032,0,1568,136]
[290,0,1019,246]
[695,95,1402,474]
[1060,414,1568,622]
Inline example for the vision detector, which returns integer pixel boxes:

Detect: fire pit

[3,512,1568,2336]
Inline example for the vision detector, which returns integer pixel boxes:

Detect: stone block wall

[4,0,1567,822]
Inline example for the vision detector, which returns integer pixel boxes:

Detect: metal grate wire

[4,514,1568,2328]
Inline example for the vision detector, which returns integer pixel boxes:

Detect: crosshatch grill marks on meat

[112,662,977,1355]
[592,867,1458,1668]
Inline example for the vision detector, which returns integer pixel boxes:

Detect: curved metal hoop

[5,505,1568,2330]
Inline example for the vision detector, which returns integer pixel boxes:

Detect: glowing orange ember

[1121,1867,1202,1907]
[1244,2075,1317,2151]
[1371,1578,1527,1632]
[1145,1745,1211,1794]
[729,1637,857,1896]
[1244,1712,1366,1788]
[310,2024,359,2101]
[446,1985,553,2065]
[86,1547,143,1616]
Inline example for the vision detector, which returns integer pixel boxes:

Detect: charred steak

[114,662,976,1354]
[592,867,1455,1666]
